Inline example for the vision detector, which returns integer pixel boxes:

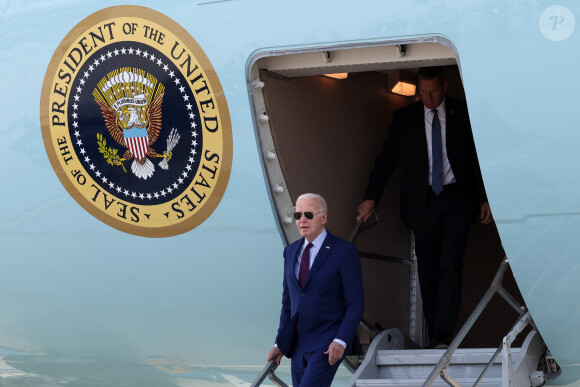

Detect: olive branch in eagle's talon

[97,133,127,173]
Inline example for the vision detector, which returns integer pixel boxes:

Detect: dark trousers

[413,184,471,345]
[291,335,342,387]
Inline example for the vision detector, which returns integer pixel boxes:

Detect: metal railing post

[473,311,531,386]
[422,257,514,387]
[250,360,289,387]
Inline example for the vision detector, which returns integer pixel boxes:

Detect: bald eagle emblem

[93,69,180,179]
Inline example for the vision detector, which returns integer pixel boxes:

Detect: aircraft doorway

[248,40,524,350]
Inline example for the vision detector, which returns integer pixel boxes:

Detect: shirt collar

[304,229,327,249]
[424,98,446,116]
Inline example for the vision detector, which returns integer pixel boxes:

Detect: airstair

[251,216,560,387]
[345,258,556,387]
[348,324,546,386]
[251,259,556,387]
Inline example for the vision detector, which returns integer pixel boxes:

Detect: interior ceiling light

[323,73,348,79]
[391,81,416,96]
[389,70,417,97]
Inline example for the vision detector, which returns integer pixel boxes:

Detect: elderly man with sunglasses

[267,193,364,387]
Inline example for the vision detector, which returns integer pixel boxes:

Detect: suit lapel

[287,238,303,288]
[412,104,429,173]
[303,233,333,288]
[445,97,456,144]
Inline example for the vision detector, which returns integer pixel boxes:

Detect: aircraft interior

[248,40,527,352]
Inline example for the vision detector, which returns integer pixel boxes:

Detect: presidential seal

[40,6,232,237]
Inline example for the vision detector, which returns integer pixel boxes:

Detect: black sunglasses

[293,211,324,220]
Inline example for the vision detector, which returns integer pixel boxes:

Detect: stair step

[378,363,501,380]
[376,348,510,366]
[372,349,506,380]
[348,317,545,387]
[356,377,503,386]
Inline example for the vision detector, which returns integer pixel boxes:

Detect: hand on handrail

[251,358,286,387]
[356,199,376,223]
[266,347,283,366]
[350,207,379,244]
[359,210,379,232]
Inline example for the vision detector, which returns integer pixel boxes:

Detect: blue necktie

[431,109,443,195]
[299,243,313,288]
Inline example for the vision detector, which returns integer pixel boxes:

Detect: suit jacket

[364,96,487,229]
[275,232,364,358]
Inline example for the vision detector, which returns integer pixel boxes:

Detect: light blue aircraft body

[1,1,579,385]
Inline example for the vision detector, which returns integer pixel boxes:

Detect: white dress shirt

[424,100,456,186]
[295,229,327,279]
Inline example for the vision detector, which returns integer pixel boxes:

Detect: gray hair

[296,193,327,212]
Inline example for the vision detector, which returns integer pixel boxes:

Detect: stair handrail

[250,359,289,387]
[422,257,527,387]
[348,209,421,355]
[477,311,533,387]
[351,211,413,266]
[348,210,379,243]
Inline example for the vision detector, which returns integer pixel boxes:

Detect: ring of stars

[70,45,200,202]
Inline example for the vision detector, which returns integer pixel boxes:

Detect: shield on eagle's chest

[124,127,149,160]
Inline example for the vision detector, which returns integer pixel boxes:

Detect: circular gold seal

[40,6,232,237]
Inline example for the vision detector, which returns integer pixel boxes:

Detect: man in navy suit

[267,193,364,387]
[357,67,492,348]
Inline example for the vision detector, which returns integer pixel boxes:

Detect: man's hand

[356,200,376,223]
[480,202,492,225]
[324,341,345,365]
[266,347,283,365]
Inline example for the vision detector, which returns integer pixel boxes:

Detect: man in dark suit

[268,193,364,387]
[356,66,492,348]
